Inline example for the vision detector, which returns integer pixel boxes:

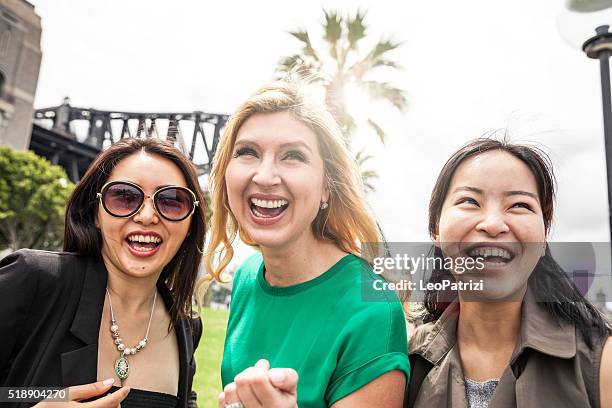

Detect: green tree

[0,146,74,251]
[277,10,407,190]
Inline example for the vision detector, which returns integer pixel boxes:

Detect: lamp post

[584,25,612,243]
[559,0,612,242]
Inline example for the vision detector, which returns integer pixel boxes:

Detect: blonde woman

[206,81,409,408]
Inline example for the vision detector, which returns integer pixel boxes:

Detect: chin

[240,223,287,246]
[248,234,289,249]
[118,253,163,273]
[476,284,526,302]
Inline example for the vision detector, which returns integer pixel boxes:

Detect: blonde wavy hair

[201,80,381,287]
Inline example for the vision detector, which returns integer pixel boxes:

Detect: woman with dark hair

[0,138,207,407]
[407,138,612,407]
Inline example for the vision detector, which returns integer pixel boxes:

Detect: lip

[247,193,290,226]
[248,193,290,201]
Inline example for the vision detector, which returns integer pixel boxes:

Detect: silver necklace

[106,288,157,382]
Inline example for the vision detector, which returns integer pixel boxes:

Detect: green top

[221,253,410,407]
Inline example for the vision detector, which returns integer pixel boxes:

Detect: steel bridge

[31,98,228,182]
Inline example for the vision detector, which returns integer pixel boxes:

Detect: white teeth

[468,247,512,260]
[252,208,272,218]
[127,235,161,244]
[250,197,288,209]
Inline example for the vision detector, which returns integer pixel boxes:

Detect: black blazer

[0,249,202,408]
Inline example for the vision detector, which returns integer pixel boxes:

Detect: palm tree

[277,9,407,153]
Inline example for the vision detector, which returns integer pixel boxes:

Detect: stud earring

[320,202,329,210]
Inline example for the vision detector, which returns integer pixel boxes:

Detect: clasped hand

[219,359,298,408]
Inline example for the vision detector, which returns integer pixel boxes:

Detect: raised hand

[219,360,298,408]
[33,378,130,407]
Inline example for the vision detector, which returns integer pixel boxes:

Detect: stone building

[0,0,41,150]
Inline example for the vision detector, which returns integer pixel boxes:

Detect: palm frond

[371,58,402,70]
[347,55,403,81]
[367,118,386,144]
[288,30,320,60]
[354,148,374,165]
[276,54,322,79]
[360,80,407,111]
[323,9,342,59]
[354,149,379,192]
[369,39,402,60]
[347,9,367,49]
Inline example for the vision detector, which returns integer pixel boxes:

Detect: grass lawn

[193,307,229,407]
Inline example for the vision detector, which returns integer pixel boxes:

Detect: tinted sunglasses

[97,181,199,222]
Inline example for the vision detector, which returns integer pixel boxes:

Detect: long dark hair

[64,138,207,329]
[424,137,611,347]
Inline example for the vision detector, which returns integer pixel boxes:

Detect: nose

[132,196,159,225]
[476,209,509,237]
[252,156,281,187]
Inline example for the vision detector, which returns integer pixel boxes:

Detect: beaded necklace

[106,288,156,382]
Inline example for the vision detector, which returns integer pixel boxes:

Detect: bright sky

[28,0,611,251]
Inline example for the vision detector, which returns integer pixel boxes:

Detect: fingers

[255,359,270,370]
[235,367,263,407]
[238,360,280,406]
[68,378,116,401]
[224,361,299,408]
[268,368,299,395]
[81,386,130,407]
[218,391,226,408]
[223,382,240,406]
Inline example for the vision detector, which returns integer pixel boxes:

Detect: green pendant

[115,355,129,381]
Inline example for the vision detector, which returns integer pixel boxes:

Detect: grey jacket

[407,289,607,407]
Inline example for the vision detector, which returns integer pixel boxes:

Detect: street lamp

[558,0,612,242]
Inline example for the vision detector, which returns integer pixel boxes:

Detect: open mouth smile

[247,195,290,226]
[125,232,163,257]
[466,244,516,268]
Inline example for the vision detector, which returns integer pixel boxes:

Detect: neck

[103,258,160,314]
[457,295,524,351]
[260,233,346,287]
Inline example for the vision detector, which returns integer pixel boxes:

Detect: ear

[95,213,100,229]
[432,234,441,248]
[321,180,330,203]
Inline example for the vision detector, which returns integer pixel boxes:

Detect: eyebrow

[452,186,538,200]
[504,190,538,200]
[234,139,313,154]
[279,141,313,154]
[452,186,483,195]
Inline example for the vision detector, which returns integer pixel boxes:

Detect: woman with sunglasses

[0,138,207,408]
[208,81,410,408]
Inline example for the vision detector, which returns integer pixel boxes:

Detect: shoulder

[600,336,612,408]
[339,255,404,315]
[234,252,263,281]
[231,252,263,291]
[1,248,80,273]
[0,248,87,292]
[334,256,408,349]
[408,321,438,355]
